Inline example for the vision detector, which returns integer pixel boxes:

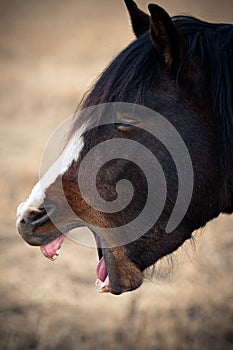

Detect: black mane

[174,17,233,181]
[74,16,233,185]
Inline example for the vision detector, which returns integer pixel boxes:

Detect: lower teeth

[95,279,109,293]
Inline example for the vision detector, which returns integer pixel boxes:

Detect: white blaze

[17,126,86,219]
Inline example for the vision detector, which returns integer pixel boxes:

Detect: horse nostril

[31,208,47,221]
[19,207,46,225]
[31,210,50,227]
[20,205,56,228]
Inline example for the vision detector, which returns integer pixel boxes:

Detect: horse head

[17,1,233,294]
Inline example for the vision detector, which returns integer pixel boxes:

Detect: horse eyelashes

[115,123,138,132]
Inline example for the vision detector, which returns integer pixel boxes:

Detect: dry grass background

[0,1,233,349]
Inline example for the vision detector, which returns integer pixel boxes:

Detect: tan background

[0,1,233,349]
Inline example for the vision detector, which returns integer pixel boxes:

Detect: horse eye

[115,123,137,132]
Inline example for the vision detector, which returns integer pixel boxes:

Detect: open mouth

[16,203,115,293]
[40,232,111,293]
[17,203,143,295]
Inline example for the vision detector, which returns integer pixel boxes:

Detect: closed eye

[115,123,138,132]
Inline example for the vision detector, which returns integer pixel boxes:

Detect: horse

[16,0,233,295]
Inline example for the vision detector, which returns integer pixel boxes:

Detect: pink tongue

[96,257,108,282]
[40,234,66,258]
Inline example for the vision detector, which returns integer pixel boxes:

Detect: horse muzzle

[16,202,57,246]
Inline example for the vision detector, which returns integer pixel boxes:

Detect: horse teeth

[47,249,61,261]
[56,248,61,256]
[96,281,109,293]
[48,254,58,261]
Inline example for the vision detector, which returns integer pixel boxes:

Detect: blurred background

[0,1,232,349]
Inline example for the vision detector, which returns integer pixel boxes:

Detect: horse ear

[148,4,183,68]
[124,0,150,38]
